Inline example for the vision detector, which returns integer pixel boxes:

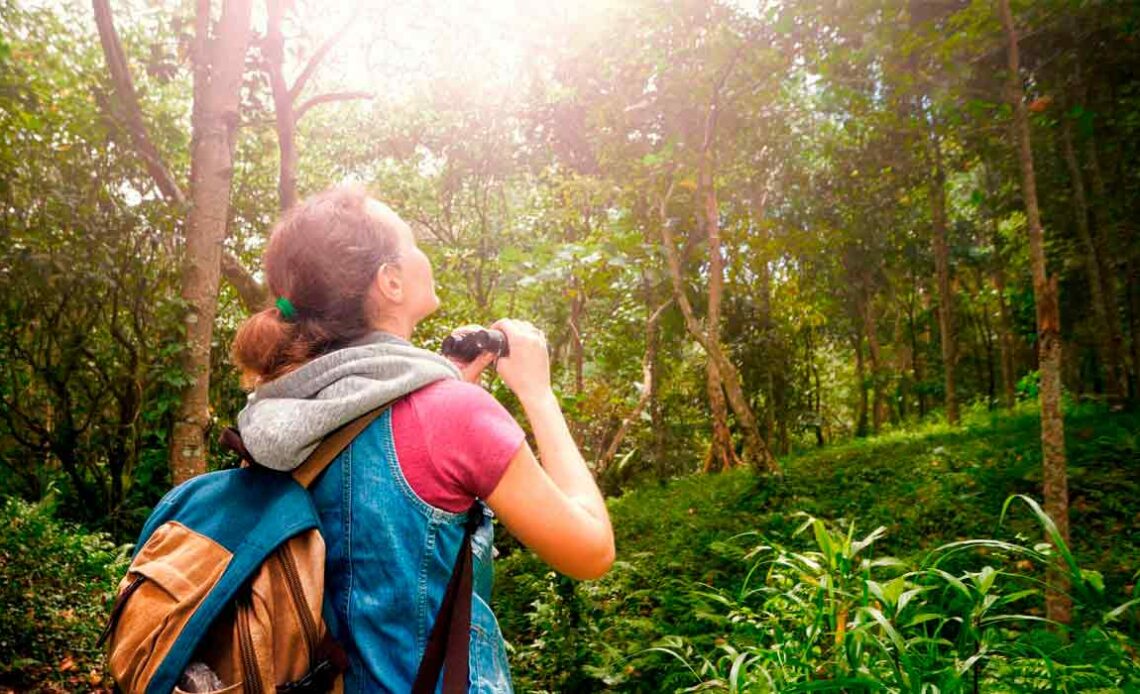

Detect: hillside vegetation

[495,404,1140,692]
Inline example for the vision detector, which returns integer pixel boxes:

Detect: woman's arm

[482,319,614,580]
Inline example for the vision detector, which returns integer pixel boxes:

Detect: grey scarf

[236,331,459,471]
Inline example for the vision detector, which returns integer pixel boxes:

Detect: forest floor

[495,403,1140,690]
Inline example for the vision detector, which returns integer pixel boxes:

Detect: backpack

[100,405,481,694]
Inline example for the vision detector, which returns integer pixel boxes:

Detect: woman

[230,185,614,693]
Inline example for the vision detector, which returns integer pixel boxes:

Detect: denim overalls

[309,409,513,693]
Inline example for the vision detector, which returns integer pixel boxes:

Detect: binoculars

[441,327,510,362]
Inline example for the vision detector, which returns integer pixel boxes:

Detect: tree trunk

[169,0,253,484]
[909,269,929,417]
[1083,124,1128,406]
[701,148,741,472]
[999,0,1071,627]
[983,163,1017,408]
[1129,256,1140,399]
[1060,116,1125,404]
[994,269,1017,408]
[928,129,959,425]
[658,183,776,474]
[861,280,887,433]
[854,330,869,437]
[754,188,777,448]
[703,363,739,472]
[973,302,997,408]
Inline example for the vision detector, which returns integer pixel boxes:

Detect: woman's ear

[372,263,405,305]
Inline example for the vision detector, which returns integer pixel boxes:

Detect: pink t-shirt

[389,379,526,513]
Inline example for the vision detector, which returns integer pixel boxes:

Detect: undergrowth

[494,404,1140,692]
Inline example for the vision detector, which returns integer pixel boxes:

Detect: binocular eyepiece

[441,327,510,362]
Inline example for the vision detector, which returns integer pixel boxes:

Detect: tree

[94,0,371,483]
[998,0,1071,626]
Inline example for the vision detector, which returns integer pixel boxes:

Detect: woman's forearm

[519,389,610,524]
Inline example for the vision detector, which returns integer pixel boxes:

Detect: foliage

[2,0,1140,689]
[0,493,128,691]
[494,405,1140,691]
[645,503,1140,692]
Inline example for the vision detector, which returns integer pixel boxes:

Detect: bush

[0,493,128,691]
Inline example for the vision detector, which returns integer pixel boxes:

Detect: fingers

[492,318,546,346]
[452,350,495,384]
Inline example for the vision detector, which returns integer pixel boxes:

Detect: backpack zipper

[277,545,318,666]
[97,573,146,647]
[237,592,263,694]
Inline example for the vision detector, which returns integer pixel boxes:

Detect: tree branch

[92,0,266,311]
[294,91,374,123]
[266,0,299,211]
[92,0,186,205]
[288,2,363,102]
[596,298,672,473]
[222,250,269,312]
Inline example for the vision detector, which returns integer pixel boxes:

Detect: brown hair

[231,185,400,389]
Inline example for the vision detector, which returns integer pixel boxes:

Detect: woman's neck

[370,314,415,341]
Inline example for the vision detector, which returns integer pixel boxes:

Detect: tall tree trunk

[658,182,776,474]
[805,326,825,446]
[754,188,777,448]
[993,268,1017,408]
[701,146,742,472]
[908,268,929,418]
[854,330,869,437]
[1083,123,1128,406]
[1060,116,1125,404]
[169,0,253,484]
[999,0,1071,626]
[703,364,739,472]
[1129,256,1140,399]
[983,164,1017,407]
[974,302,997,408]
[928,129,959,424]
[861,281,887,433]
[893,311,908,422]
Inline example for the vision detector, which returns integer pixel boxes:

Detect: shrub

[0,493,128,691]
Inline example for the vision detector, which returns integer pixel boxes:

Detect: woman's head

[231,185,439,388]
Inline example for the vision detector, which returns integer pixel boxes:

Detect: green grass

[493,403,1140,692]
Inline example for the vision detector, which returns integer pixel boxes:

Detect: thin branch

[294,91,373,123]
[596,298,673,473]
[288,2,364,102]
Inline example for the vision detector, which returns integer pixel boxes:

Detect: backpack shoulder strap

[292,404,391,488]
[413,504,484,694]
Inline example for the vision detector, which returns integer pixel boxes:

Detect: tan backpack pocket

[107,521,233,693]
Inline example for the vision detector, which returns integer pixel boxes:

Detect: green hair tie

[275,296,297,322]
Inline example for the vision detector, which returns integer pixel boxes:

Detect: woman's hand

[444,325,498,384]
[490,318,551,402]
